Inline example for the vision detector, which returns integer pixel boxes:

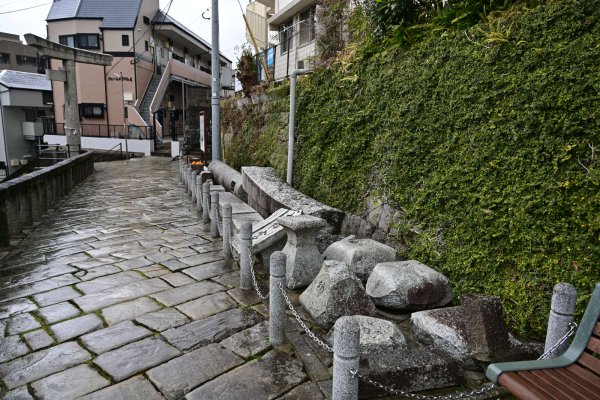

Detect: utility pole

[211,0,221,161]
[118,72,129,159]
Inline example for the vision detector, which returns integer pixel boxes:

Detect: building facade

[0,32,44,74]
[45,0,233,155]
[0,70,53,179]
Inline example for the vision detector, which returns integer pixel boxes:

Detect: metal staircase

[139,75,162,130]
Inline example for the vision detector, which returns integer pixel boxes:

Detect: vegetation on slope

[224,0,600,338]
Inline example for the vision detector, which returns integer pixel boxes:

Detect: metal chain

[351,321,579,399]
[537,322,578,360]
[350,370,501,400]
[278,282,333,353]
[248,248,269,299]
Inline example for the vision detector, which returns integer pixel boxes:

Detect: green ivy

[223,0,600,339]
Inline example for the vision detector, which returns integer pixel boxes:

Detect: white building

[0,70,53,179]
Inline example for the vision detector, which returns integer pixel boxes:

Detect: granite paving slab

[30,364,110,400]
[182,260,236,281]
[93,337,180,381]
[75,271,145,294]
[32,285,80,307]
[80,320,152,354]
[135,308,190,332]
[137,264,169,277]
[276,381,326,399]
[176,292,237,321]
[227,287,263,306]
[211,270,241,289]
[147,343,244,400]
[114,257,154,271]
[0,335,30,363]
[3,386,34,400]
[185,350,307,400]
[0,298,37,319]
[101,297,161,325]
[0,274,80,303]
[75,265,122,281]
[50,314,104,342]
[150,281,225,307]
[146,252,176,263]
[22,329,54,351]
[0,264,77,289]
[180,251,224,267]
[220,321,271,359]
[0,342,91,389]
[160,259,189,272]
[37,302,80,324]
[73,278,171,312]
[161,309,263,351]
[160,272,196,287]
[4,313,40,335]
[77,376,164,400]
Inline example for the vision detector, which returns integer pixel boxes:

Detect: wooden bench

[486,282,600,399]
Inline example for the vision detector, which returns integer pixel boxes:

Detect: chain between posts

[278,281,333,353]
[247,248,269,299]
[350,322,578,400]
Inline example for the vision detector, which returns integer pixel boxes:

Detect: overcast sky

[0,0,248,62]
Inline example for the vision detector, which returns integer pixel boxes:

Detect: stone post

[179,160,185,183]
[186,167,193,194]
[545,283,578,358]
[195,179,203,211]
[210,191,219,238]
[6,193,19,237]
[240,221,253,291]
[333,316,360,400]
[278,215,327,290]
[222,204,232,259]
[270,251,287,346]
[202,181,211,223]
[191,171,199,203]
[39,180,48,214]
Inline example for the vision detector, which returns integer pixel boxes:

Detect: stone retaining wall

[0,152,95,246]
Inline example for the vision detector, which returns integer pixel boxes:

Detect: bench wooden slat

[566,363,600,390]
[578,352,600,374]
[499,372,552,400]
[553,367,600,398]
[588,335,600,354]
[520,370,579,399]
[530,369,593,400]
[593,321,600,337]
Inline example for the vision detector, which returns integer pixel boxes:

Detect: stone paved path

[0,157,330,400]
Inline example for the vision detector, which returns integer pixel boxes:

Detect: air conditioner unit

[22,122,44,139]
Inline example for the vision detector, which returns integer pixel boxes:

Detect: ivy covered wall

[222,0,599,339]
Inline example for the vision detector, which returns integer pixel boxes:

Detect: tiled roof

[47,0,142,29]
[0,70,51,91]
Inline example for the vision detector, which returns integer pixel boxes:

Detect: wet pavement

[0,157,331,400]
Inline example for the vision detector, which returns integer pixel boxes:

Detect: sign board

[267,47,274,67]
[199,111,205,152]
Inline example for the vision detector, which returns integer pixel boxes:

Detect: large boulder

[411,307,469,364]
[366,261,453,311]
[328,315,406,357]
[299,261,376,329]
[323,236,397,282]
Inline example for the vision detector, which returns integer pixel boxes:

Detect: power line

[0,2,50,15]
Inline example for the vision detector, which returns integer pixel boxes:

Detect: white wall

[44,135,154,156]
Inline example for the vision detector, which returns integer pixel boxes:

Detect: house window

[16,55,37,66]
[122,35,129,46]
[299,6,316,47]
[160,47,165,58]
[143,16,150,25]
[0,53,9,64]
[145,40,149,51]
[59,35,75,47]
[77,34,100,49]
[280,19,293,54]
[42,91,53,105]
[80,103,104,118]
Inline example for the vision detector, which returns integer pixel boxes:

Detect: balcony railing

[52,123,152,140]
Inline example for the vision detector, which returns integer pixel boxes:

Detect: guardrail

[53,123,151,140]
[0,151,95,246]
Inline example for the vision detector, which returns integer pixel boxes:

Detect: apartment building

[45,0,233,155]
[0,32,45,74]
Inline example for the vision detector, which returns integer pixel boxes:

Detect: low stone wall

[0,151,95,246]
[241,166,344,232]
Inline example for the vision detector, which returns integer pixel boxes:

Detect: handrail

[96,143,123,162]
